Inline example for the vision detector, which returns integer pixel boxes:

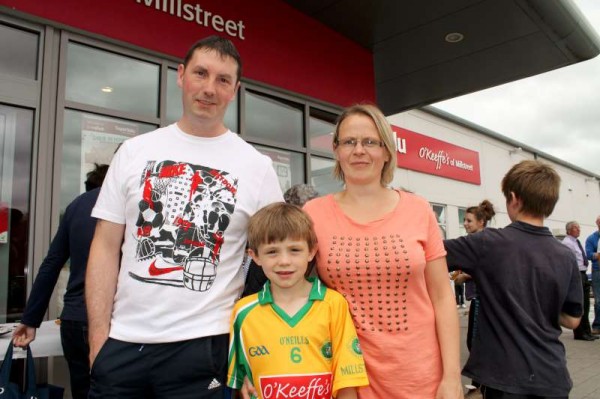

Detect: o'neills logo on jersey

[259,373,332,399]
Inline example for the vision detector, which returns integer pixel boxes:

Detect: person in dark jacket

[445,160,583,399]
[12,163,108,399]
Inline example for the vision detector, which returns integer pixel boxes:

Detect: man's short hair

[247,202,317,253]
[284,184,319,207]
[565,221,579,233]
[501,160,560,218]
[183,35,242,83]
[85,163,109,191]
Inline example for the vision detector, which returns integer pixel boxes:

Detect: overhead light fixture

[445,32,464,43]
[101,86,113,93]
[509,147,523,154]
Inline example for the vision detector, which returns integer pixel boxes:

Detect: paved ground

[457,301,600,399]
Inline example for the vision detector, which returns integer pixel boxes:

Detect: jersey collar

[258,277,327,305]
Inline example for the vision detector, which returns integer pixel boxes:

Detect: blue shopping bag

[0,343,63,399]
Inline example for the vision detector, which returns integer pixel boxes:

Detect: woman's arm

[336,388,357,399]
[425,256,463,399]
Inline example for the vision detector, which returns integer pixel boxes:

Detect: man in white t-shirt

[86,36,283,398]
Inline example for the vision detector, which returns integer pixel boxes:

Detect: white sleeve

[91,142,129,224]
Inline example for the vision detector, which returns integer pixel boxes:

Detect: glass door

[0,105,34,322]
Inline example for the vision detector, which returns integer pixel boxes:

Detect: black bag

[0,343,64,399]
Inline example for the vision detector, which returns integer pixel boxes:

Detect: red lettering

[159,164,186,178]
[260,374,332,399]
[209,169,237,194]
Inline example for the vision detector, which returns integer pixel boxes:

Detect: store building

[0,0,599,393]
[388,106,600,240]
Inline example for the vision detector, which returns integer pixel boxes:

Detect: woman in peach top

[303,104,462,399]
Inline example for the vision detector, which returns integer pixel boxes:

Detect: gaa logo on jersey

[259,373,332,399]
[249,346,270,357]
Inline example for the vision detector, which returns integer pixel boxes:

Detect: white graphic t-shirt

[92,124,283,343]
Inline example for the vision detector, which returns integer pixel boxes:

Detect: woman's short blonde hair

[332,104,397,186]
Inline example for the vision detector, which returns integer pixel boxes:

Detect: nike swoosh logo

[148,260,184,276]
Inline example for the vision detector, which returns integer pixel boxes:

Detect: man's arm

[86,219,124,365]
[444,234,480,274]
[560,258,584,330]
[559,313,581,329]
[585,234,597,262]
[13,211,72,347]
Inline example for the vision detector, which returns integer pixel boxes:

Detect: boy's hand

[240,376,258,399]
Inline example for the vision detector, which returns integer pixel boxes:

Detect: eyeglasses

[336,138,384,149]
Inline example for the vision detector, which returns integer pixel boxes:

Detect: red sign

[259,373,332,399]
[0,202,8,243]
[392,125,481,185]
[0,0,374,107]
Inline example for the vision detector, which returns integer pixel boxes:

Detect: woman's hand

[435,375,464,399]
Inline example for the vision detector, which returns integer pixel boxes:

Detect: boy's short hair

[501,160,560,218]
[248,202,317,252]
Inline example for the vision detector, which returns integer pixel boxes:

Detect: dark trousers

[466,297,481,388]
[573,271,592,338]
[89,334,229,399]
[481,386,567,399]
[467,297,480,351]
[60,320,90,399]
[455,282,465,305]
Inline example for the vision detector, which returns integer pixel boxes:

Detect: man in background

[585,216,600,335]
[562,221,597,341]
[13,163,109,399]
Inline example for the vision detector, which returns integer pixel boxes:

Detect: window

[244,90,304,147]
[255,146,305,193]
[458,207,467,236]
[0,105,34,322]
[65,42,160,117]
[431,203,447,239]
[0,23,38,80]
[165,68,181,124]
[311,156,342,195]
[309,108,336,155]
[60,111,156,212]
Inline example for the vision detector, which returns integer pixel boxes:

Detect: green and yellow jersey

[228,277,368,398]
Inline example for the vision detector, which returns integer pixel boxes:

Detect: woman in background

[303,104,462,399]
[458,200,495,352]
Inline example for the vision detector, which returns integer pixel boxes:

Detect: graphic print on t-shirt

[129,160,237,291]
